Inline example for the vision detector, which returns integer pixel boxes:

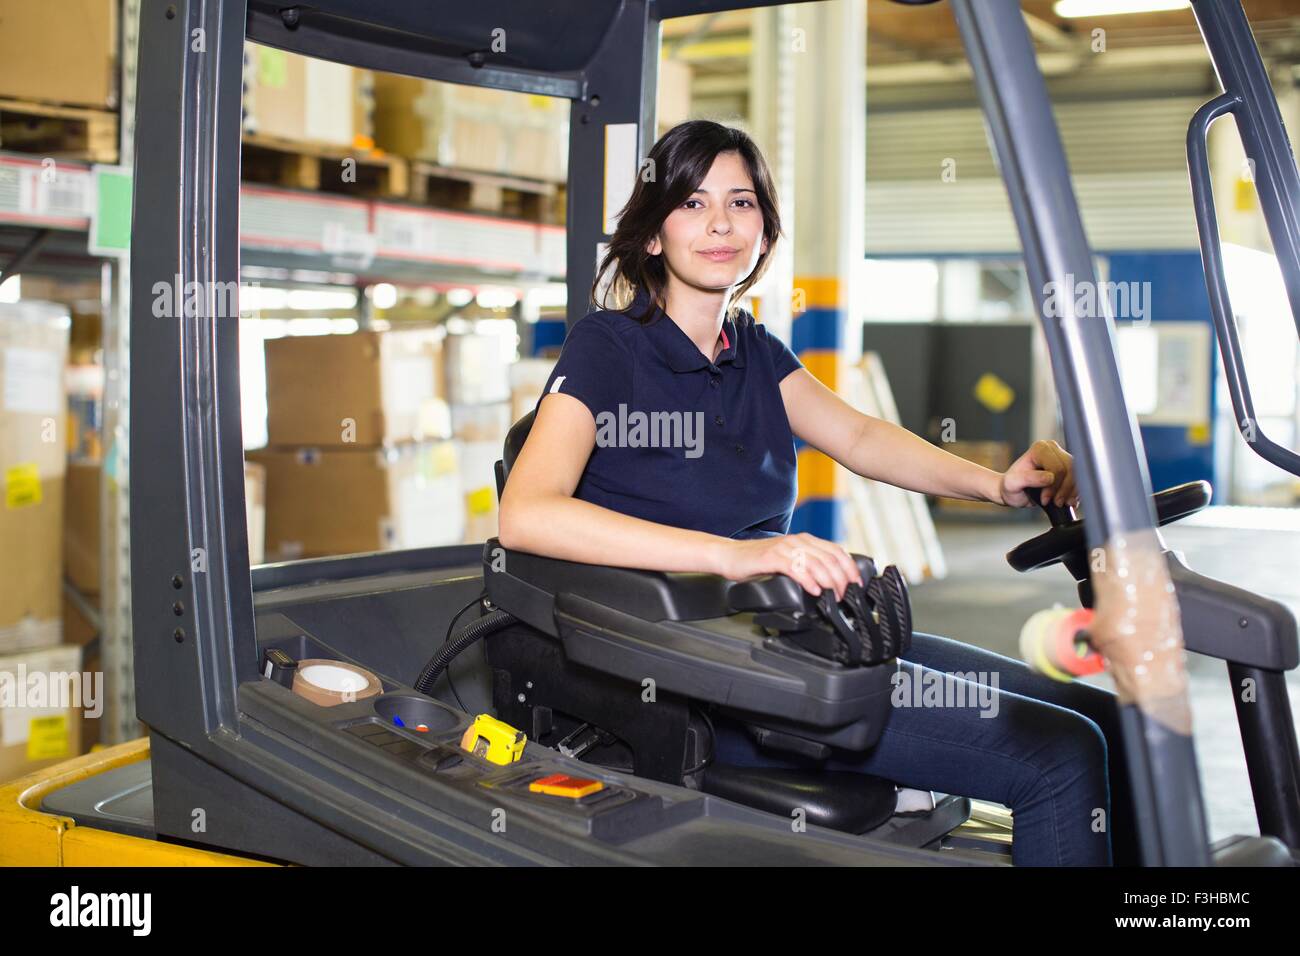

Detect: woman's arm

[499,391,861,597]
[778,367,1079,508]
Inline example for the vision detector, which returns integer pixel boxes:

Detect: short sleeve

[535,316,631,420]
[759,323,804,382]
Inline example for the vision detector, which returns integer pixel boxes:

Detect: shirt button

[714,415,724,426]
[709,377,720,387]
[735,444,744,454]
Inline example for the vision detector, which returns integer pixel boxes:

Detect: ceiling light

[1053,0,1190,17]
[370,283,398,310]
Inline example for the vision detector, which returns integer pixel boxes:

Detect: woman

[499,120,1133,867]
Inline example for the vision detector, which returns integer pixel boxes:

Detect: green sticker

[258,48,289,87]
[90,166,133,257]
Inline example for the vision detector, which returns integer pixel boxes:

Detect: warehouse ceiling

[663,0,1300,107]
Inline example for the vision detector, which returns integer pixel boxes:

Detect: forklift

[2,0,1298,867]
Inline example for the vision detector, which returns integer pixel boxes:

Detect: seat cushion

[700,764,898,834]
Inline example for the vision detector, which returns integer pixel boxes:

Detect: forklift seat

[484,407,969,839]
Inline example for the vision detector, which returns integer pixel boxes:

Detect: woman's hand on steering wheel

[999,439,1080,510]
[714,532,864,601]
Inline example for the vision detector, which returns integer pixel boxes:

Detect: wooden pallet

[407,160,564,225]
[0,98,118,163]
[241,132,409,198]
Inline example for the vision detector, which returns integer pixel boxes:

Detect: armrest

[482,538,735,632]
[482,540,881,637]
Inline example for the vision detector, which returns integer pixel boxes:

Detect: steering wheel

[1006,480,1212,576]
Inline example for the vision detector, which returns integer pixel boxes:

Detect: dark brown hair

[590,120,784,325]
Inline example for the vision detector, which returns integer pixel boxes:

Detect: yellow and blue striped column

[789,276,844,542]
[782,0,864,544]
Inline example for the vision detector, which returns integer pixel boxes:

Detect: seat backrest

[495,407,537,500]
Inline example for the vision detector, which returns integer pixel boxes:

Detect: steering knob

[1037,495,1077,528]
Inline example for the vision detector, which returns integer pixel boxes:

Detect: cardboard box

[248,441,465,559]
[1,302,70,654]
[0,643,86,783]
[935,440,1012,515]
[373,75,567,181]
[444,329,514,406]
[0,1,118,109]
[264,329,449,447]
[457,439,501,544]
[451,401,511,443]
[63,461,100,597]
[245,461,266,566]
[657,58,692,136]
[242,43,374,147]
[509,357,556,424]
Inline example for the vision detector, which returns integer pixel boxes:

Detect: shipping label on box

[10,164,95,225]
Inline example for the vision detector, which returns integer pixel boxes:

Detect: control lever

[754,563,913,667]
[1039,496,1077,527]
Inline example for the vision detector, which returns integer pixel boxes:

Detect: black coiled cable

[414,606,518,696]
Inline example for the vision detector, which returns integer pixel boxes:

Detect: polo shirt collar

[631,287,745,372]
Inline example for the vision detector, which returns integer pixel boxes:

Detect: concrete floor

[908,506,1300,844]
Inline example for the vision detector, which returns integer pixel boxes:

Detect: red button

[528,773,604,798]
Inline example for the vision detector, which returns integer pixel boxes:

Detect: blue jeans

[711,632,1134,867]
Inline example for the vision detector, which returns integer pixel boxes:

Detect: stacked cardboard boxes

[0,302,84,782]
[444,326,521,542]
[1,302,69,655]
[242,43,375,148]
[250,329,463,559]
[372,76,567,182]
[0,642,86,782]
[508,357,557,425]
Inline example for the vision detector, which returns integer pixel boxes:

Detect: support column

[788,0,866,542]
[748,3,796,350]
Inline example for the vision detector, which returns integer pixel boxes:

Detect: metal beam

[952,0,1210,866]
[565,1,661,325]
[130,0,256,740]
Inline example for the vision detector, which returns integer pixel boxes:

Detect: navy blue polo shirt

[533,288,806,539]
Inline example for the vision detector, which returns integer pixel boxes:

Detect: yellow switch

[459,714,526,764]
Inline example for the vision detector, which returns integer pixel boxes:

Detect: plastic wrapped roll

[1090,529,1191,734]
[1019,606,1104,682]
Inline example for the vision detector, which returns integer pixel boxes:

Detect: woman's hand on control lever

[712,533,864,601]
[999,439,1080,509]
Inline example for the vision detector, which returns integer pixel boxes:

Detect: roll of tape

[291,659,382,707]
